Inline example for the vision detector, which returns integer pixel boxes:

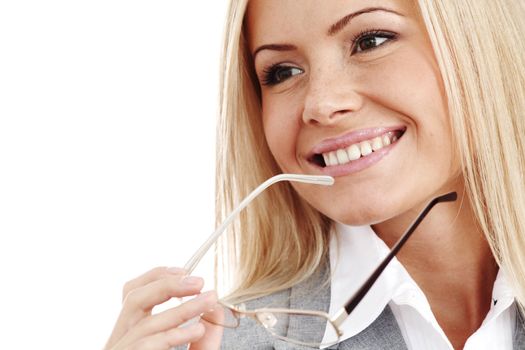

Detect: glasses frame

[182,173,457,348]
[216,300,342,347]
[183,174,335,274]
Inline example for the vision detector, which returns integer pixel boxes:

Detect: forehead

[246,0,417,49]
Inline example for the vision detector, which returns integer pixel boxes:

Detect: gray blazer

[220,262,525,350]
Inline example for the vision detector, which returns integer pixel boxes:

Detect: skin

[246,0,497,349]
[106,1,498,349]
[104,267,223,350]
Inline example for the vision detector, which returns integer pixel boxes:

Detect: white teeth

[360,141,372,156]
[320,130,402,167]
[336,149,349,164]
[371,137,383,151]
[328,151,338,166]
[347,144,361,161]
[322,153,330,166]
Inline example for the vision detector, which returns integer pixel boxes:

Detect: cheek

[262,99,302,170]
[365,47,447,125]
[397,53,454,170]
[364,47,452,163]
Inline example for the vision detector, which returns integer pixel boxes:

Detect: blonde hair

[216,0,331,301]
[216,0,525,308]
[416,0,525,309]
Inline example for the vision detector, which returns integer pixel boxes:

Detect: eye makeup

[350,28,398,54]
[255,14,402,88]
[261,63,303,86]
[258,27,398,87]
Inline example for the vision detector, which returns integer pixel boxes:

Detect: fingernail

[166,267,186,274]
[182,276,203,286]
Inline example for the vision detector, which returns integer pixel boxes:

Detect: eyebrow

[328,7,404,36]
[252,7,403,59]
[252,43,297,60]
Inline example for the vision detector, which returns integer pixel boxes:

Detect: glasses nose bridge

[301,63,363,126]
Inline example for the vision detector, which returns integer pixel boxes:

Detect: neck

[371,177,498,349]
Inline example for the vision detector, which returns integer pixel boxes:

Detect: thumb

[188,307,224,350]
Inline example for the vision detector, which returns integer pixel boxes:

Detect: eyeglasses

[182,174,457,347]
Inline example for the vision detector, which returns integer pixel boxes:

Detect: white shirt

[321,223,516,350]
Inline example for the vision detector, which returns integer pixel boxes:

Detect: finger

[128,322,205,350]
[122,275,204,317]
[122,267,186,302]
[109,275,204,347]
[189,307,224,350]
[121,291,218,346]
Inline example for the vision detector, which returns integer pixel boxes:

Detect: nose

[302,69,364,126]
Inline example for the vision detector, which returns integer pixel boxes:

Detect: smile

[321,130,403,167]
[308,126,406,176]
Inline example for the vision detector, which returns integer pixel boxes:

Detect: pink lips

[310,126,406,156]
[307,125,407,177]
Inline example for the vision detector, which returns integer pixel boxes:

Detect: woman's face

[246,0,460,225]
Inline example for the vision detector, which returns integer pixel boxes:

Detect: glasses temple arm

[332,191,457,326]
[183,174,334,274]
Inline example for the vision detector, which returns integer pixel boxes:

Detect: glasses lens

[256,310,339,347]
[180,242,340,345]
[200,302,241,328]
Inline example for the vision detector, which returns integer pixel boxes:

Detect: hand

[104,267,223,350]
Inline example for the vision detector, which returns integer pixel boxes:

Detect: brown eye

[351,30,397,54]
[262,65,303,86]
[356,35,389,52]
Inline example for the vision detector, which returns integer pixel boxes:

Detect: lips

[307,126,407,168]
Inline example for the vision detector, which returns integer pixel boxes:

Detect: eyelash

[260,28,398,86]
[350,28,397,54]
[261,64,297,86]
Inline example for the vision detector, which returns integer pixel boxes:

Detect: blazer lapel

[286,260,332,347]
[285,259,407,350]
[336,305,408,350]
[514,305,525,350]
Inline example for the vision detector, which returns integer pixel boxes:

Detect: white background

[0,1,227,348]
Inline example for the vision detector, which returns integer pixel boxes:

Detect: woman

[104,0,525,349]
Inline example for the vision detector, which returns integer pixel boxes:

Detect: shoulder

[220,295,406,350]
[221,288,291,350]
[219,257,409,350]
[220,262,331,349]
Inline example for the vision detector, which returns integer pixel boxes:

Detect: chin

[329,206,396,227]
[308,193,401,227]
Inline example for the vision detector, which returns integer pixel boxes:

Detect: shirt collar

[321,222,515,347]
[485,265,515,324]
[322,223,422,345]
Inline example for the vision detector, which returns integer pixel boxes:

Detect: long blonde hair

[216,0,525,308]
[416,0,525,309]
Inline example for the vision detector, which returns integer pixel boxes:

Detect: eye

[261,64,303,86]
[352,30,397,54]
